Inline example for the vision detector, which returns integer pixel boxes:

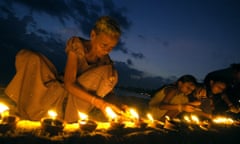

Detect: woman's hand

[92,98,123,117]
[181,104,200,112]
[229,105,239,113]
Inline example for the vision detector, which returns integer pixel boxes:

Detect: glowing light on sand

[212,116,234,125]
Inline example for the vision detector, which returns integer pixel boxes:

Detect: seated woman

[204,75,238,115]
[149,75,200,121]
[4,16,123,122]
[189,74,238,120]
[204,64,240,114]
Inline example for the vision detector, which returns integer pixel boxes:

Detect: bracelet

[178,104,182,112]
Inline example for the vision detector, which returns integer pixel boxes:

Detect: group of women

[4,15,240,123]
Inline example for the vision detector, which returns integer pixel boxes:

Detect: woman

[5,16,123,122]
[204,75,238,114]
[149,75,200,121]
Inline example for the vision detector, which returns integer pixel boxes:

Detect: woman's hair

[93,16,121,38]
[205,75,228,90]
[177,74,197,85]
[231,63,240,72]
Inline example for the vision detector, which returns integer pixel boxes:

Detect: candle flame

[48,110,57,119]
[183,114,199,124]
[0,103,9,114]
[183,115,191,122]
[105,106,117,120]
[129,108,139,120]
[147,113,154,123]
[165,115,170,121]
[190,115,200,124]
[78,112,88,121]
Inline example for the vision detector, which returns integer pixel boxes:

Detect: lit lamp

[163,115,177,130]
[41,110,64,135]
[211,116,234,128]
[105,107,124,129]
[146,113,155,127]
[128,108,147,128]
[182,114,210,130]
[0,102,19,133]
[78,112,97,132]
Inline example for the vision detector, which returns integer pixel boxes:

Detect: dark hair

[230,63,240,72]
[177,74,197,85]
[205,75,228,90]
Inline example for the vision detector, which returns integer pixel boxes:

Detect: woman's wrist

[178,104,183,112]
[91,97,96,105]
[92,98,106,110]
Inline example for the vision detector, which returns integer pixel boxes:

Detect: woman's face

[91,31,119,57]
[210,81,226,95]
[179,81,196,95]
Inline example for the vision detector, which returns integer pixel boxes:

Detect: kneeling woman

[5,16,123,122]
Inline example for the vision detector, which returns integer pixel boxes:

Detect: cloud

[0,0,151,88]
[113,40,128,54]
[114,61,175,89]
[131,52,144,59]
[13,0,70,22]
[138,34,145,39]
[126,59,133,65]
[0,7,66,84]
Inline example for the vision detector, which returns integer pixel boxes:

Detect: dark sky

[0,0,240,89]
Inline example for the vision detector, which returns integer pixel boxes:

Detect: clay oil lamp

[128,108,147,128]
[145,113,165,128]
[163,116,178,131]
[0,103,19,133]
[146,113,155,127]
[78,112,97,132]
[41,110,64,136]
[105,107,125,129]
[182,114,201,130]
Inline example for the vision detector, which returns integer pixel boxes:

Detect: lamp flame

[78,112,88,121]
[105,107,117,121]
[191,115,200,124]
[0,103,9,118]
[129,108,139,120]
[183,114,199,124]
[0,103,9,114]
[183,115,191,122]
[48,110,57,119]
[147,113,154,123]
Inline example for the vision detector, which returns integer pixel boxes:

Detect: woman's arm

[64,50,122,115]
[64,51,106,109]
[159,88,197,112]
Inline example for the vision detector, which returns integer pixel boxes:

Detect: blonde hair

[93,16,121,38]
